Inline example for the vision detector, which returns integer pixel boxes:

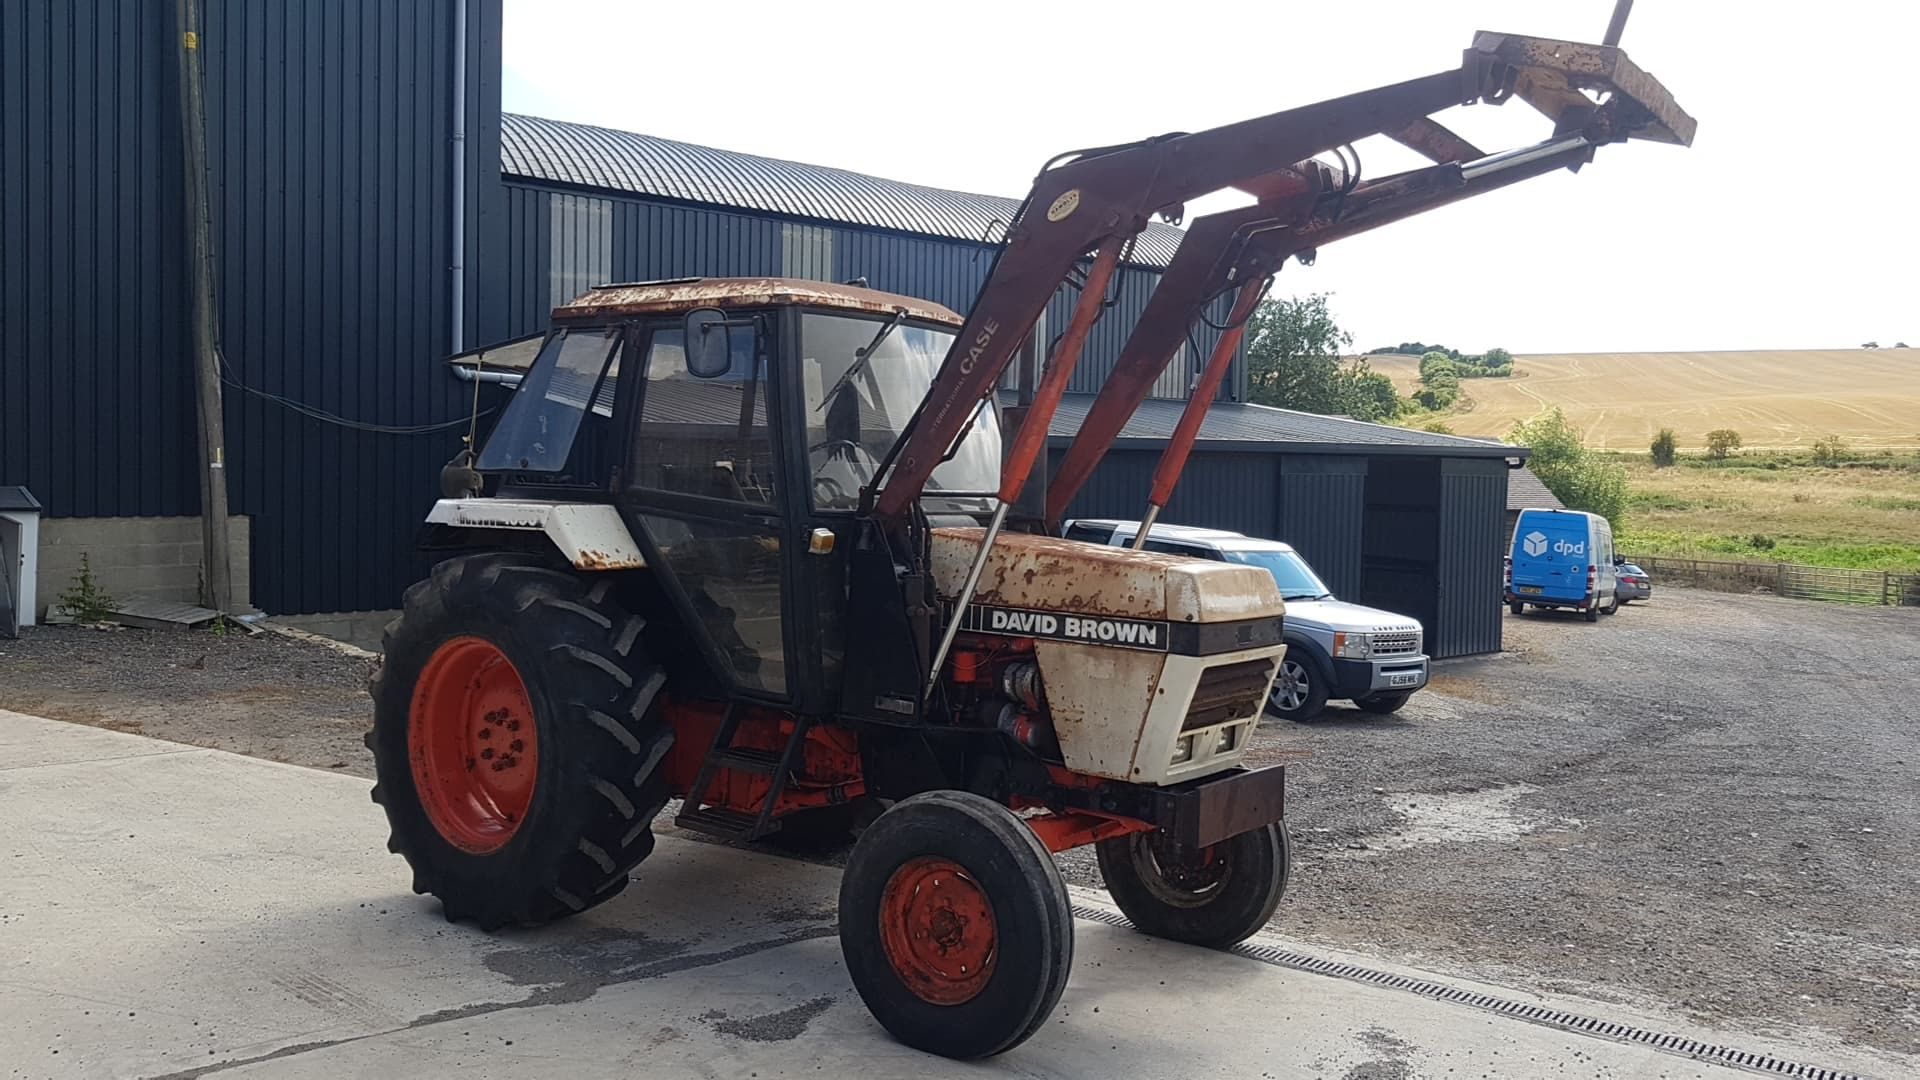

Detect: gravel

[1232,588,1920,1056]
[0,623,377,776]
[4,588,1915,1055]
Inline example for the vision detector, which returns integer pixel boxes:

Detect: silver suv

[1064,520,1428,721]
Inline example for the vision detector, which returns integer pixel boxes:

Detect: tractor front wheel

[1096,824,1290,948]
[367,553,673,930]
[838,791,1072,1059]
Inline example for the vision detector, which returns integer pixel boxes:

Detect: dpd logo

[1522,530,1548,557]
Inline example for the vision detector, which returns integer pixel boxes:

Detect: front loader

[368,24,1692,1059]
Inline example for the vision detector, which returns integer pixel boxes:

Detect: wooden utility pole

[175,0,235,613]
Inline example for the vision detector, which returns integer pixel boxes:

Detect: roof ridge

[500,112,1187,266]
[505,112,1018,208]
[1229,398,1512,447]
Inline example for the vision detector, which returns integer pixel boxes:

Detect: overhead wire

[217,350,495,436]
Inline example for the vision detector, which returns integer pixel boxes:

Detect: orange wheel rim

[879,857,997,1005]
[408,636,538,854]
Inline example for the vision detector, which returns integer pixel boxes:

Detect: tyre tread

[368,553,671,930]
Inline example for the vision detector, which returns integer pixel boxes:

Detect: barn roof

[501,113,1189,269]
[1022,393,1524,458]
[1506,465,1567,510]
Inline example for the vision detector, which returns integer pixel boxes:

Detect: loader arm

[1045,125,1603,524]
[872,31,1692,519]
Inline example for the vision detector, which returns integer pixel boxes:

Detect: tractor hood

[929,529,1284,625]
[930,528,1287,785]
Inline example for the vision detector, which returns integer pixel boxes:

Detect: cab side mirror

[684,308,735,378]
[1613,554,1626,566]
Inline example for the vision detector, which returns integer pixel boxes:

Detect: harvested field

[1371,348,1920,451]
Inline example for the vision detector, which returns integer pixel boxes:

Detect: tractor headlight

[1333,632,1372,659]
[1170,734,1195,765]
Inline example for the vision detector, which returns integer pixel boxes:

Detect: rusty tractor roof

[552,277,964,327]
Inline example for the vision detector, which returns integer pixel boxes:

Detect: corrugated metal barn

[0,0,1521,657]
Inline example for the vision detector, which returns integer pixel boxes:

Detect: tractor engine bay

[929,528,1288,785]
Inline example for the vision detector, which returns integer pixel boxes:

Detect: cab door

[616,319,798,704]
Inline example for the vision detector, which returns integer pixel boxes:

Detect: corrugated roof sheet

[501,113,1189,269]
[1506,464,1566,510]
[1023,393,1522,456]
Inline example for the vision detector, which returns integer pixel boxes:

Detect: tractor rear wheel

[838,791,1072,1059]
[367,553,672,930]
[1096,823,1290,948]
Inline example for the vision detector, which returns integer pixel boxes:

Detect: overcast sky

[502,1,1917,354]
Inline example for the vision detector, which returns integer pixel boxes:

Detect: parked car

[1614,560,1652,603]
[1506,508,1619,622]
[1063,519,1427,721]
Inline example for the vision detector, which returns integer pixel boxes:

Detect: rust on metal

[1469,32,1696,145]
[1386,117,1484,164]
[553,277,964,327]
[572,548,646,571]
[1024,810,1154,854]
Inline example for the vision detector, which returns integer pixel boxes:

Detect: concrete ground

[1,710,1904,1080]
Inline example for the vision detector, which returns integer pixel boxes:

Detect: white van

[1506,509,1618,622]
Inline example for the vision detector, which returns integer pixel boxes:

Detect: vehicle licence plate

[1387,672,1421,688]
[1519,586,1543,595]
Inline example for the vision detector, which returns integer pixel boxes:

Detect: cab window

[630,327,778,505]
[477,326,620,475]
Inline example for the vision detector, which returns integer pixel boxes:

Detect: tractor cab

[467,277,1002,710]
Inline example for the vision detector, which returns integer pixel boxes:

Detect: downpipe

[451,366,522,386]
[449,0,468,353]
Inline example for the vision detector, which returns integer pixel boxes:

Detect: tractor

[367,24,1691,1059]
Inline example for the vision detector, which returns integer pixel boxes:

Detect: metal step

[673,804,776,841]
[709,746,784,775]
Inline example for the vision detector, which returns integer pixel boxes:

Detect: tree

[1650,428,1677,467]
[1244,295,1403,421]
[1338,363,1402,423]
[1482,347,1513,368]
[1704,429,1742,460]
[1412,351,1460,410]
[1244,294,1353,416]
[1811,434,1850,465]
[1508,408,1628,526]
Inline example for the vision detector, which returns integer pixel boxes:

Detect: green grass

[1607,450,1920,572]
[1853,496,1920,512]
[1616,528,1920,571]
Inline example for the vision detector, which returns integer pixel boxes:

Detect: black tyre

[1355,691,1411,715]
[838,791,1072,1059]
[1268,651,1329,722]
[367,553,673,930]
[1509,600,1525,615]
[1096,824,1290,948]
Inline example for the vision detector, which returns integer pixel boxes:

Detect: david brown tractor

[367,27,1691,1058]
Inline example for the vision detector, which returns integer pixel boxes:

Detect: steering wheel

[813,474,851,508]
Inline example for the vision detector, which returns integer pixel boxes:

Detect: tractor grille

[1183,659,1274,730]
[1371,630,1420,657]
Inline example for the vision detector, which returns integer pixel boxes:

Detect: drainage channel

[1069,903,1861,1080]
